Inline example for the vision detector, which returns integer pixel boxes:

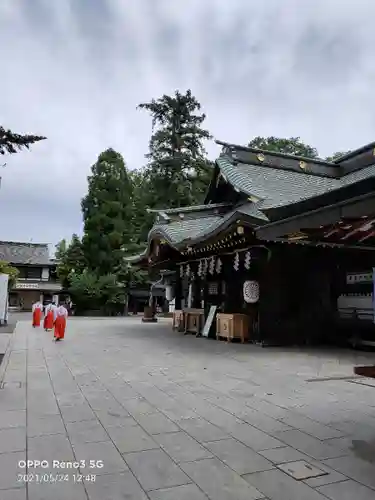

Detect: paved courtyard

[0,316,375,499]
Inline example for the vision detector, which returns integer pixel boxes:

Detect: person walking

[32,300,43,328]
[54,303,68,341]
[43,302,55,331]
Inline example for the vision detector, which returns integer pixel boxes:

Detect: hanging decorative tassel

[197,260,203,277]
[215,257,222,274]
[233,252,239,271]
[244,251,251,270]
[209,256,215,275]
[203,259,208,275]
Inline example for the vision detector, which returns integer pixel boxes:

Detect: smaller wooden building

[130,140,375,346]
[0,241,62,311]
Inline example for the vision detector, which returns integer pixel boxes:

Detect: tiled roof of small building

[148,201,269,247]
[151,214,225,246]
[0,241,52,265]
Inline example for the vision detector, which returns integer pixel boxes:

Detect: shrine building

[129,140,375,347]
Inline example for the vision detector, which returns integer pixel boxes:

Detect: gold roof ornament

[299,161,306,170]
[257,153,265,162]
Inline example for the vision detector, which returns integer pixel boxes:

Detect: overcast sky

[0,0,374,249]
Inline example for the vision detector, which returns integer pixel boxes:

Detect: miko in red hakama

[32,303,42,328]
[43,308,54,331]
[54,305,68,341]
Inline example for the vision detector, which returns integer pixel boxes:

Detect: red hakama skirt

[44,311,54,330]
[32,308,41,327]
[54,316,66,340]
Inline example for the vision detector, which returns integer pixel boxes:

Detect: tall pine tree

[138,90,212,211]
[0,126,45,155]
[81,148,135,275]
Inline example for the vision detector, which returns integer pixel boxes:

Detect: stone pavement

[0,316,375,499]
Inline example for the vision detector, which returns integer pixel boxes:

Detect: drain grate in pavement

[277,461,327,481]
[0,382,22,389]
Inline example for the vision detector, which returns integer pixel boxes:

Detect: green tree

[68,271,126,315]
[81,148,135,275]
[326,151,351,162]
[0,261,19,288]
[0,126,45,155]
[248,136,319,158]
[55,234,86,288]
[138,89,212,210]
[55,239,67,261]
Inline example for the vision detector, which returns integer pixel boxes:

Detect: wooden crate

[216,313,249,343]
[184,308,205,335]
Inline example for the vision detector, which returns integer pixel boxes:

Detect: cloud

[0,0,374,245]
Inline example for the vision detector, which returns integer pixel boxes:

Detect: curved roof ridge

[216,139,335,167]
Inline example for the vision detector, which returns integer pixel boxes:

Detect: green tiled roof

[139,141,375,253]
[342,163,375,184]
[217,156,340,209]
[216,155,375,209]
[148,200,269,247]
[236,203,269,221]
[150,214,228,247]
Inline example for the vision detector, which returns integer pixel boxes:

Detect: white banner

[0,273,9,322]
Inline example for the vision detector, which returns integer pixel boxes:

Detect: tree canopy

[248,136,352,163]
[81,148,136,275]
[248,136,319,158]
[0,126,45,155]
[138,89,212,212]
[55,148,148,314]
[0,260,19,288]
[55,234,86,289]
[326,151,352,162]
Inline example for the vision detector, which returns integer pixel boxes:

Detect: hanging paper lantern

[243,280,259,303]
[165,285,174,301]
[179,264,184,278]
[233,252,240,271]
[244,251,251,270]
[186,264,190,277]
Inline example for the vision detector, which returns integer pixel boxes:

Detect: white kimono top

[45,304,57,320]
[56,305,68,318]
[32,302,43,312]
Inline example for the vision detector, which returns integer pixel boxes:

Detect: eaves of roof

[148,202,268,248]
